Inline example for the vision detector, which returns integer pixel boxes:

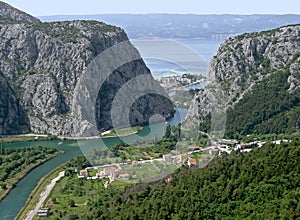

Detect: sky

[3,0,300,16]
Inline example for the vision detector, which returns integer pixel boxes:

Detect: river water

[0,38,222,219]
[0,109,187,220]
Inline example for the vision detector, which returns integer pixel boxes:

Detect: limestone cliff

[188,24,300,136]
[0,1,40,23]
[0,73,29,134]
[0,2,173,136]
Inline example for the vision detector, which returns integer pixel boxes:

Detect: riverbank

[26,171,65,220]
[15,163,67,220]
[0,134,57,144]
[100,126,143,138]
[0,126,143,144]
[0,108,186,219]
[0,150,62,202]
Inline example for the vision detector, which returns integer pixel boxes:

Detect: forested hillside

[226,69,300,138]
[93,140,300,219]
[0,147,59,201]
[188,25,300,138]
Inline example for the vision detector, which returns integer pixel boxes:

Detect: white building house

[209,147,219,155]
[163,154,173,163]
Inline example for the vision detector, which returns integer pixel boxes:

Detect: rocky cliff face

[187,25,300,136]
[0,1,40,23]
[0,2,173,136]
[0,73,29,134]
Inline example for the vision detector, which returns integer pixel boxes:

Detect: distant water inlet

[133,38,223,78]
[70,39,209,172]
[67,38,226,196]
[0,38,223,219]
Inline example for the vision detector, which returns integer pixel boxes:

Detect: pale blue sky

[3,0,300,16]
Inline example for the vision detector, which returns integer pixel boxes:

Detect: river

[0,108,187,220]
[0,38,222,219]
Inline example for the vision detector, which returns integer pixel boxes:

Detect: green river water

[0,109,186,219]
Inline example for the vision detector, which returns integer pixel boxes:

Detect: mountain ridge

[0,2,174,136]
[187,24,300,137]
[0,1,40,23]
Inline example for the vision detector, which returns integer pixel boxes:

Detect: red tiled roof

[189,159,197,164]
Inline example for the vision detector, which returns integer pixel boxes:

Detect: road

[25,146,216,219]
[25,171,65,220]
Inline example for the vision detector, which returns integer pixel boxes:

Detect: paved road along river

[0,108,187,220]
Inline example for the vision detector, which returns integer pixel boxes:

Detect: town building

[188,158,197,167]
[132,160,139,166]
[37,208,50,218]
[179,153,188,163]
[78,169,88,178]
[96,172,105,178]
[163,154,173,163]
[103,167,116,176]
[209,147,219,155]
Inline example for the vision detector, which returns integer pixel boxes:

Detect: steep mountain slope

[187,24,300,137]
[0,1,40,23]
[0,2,173,136]
[0,73,29,134]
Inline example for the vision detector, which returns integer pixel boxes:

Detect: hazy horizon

[3,0,300,16]
[39,13,300,16]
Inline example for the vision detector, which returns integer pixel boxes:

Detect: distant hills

[40,14,300,39]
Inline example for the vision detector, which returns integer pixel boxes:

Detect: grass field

[121,161,177,182]
[0,134,56,143]
[30,174,132,219]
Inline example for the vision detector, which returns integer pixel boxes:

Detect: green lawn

[87,169,97,177]
[32,171,132,220]
[121,161,177,182]
[190,151,203,159]
[37,177,108,220]
[0,135,56,143]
